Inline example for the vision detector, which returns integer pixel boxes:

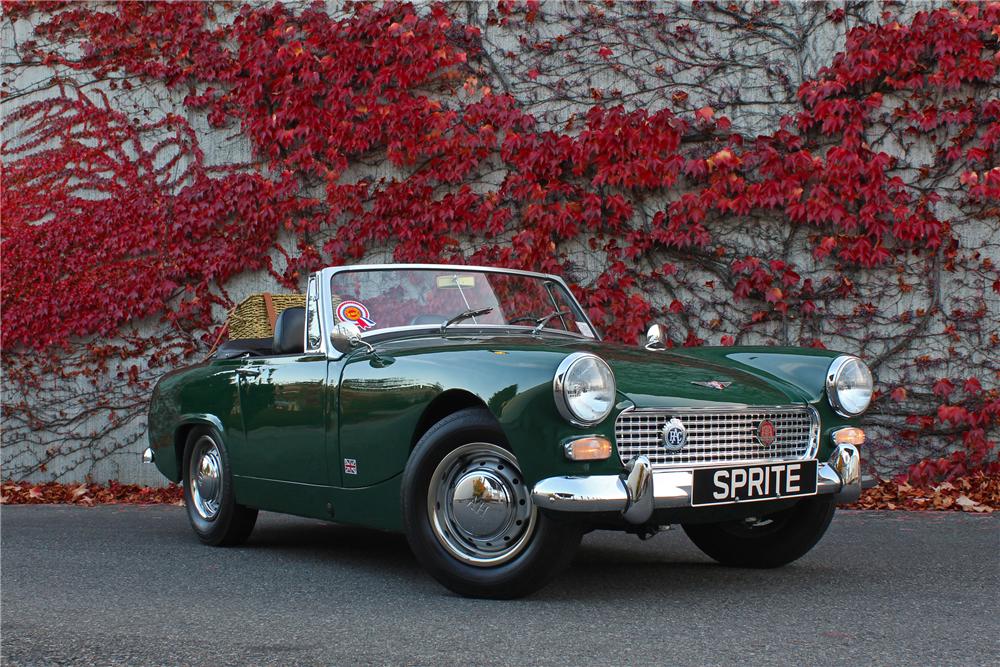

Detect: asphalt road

[2,506,997,667]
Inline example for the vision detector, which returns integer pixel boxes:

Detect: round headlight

[826,356,873,417]
[554,353,616,426]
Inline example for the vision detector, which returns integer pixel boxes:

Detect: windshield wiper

[531,309,570,335]
[441,307,494,332]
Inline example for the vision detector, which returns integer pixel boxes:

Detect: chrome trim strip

[623,404,813,412]
[318,268,343,360]
[530,444,862,522]
[327,262,567,281]
[613,405,821,469]
[303,273,326,355]
[357,322,592,341]
[531,475,629,513]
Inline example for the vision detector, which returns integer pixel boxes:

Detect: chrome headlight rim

[553,352,616,426]
[825,355,873,417]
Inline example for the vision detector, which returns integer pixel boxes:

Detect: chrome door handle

[235,367,261,377]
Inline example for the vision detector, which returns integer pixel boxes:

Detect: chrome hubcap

[190,436,223,520]
[428,443,536,567]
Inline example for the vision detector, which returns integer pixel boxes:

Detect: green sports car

[145,264,872,598]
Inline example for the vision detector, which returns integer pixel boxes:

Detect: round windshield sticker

[336,300,375,330]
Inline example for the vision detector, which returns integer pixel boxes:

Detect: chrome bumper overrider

[531,444,862,525]
[142,447,155,464]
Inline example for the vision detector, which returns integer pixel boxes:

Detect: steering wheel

[508,315,537,325]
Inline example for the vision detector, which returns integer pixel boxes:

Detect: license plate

[691,460,818,507]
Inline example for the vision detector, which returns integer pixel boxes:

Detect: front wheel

[682,496,836,568]
[182,426,258,546]
[402,408,581,598]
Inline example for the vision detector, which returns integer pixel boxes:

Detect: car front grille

[614,407,819,468]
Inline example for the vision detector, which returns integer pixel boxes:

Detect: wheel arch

[173,414,228,481]
[411,389,492,450]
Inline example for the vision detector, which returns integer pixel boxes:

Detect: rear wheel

[682,496,835,568]
[402,408,581,598]
[182,426,257,546]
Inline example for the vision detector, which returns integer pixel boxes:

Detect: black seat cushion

[214,337,273,359]
[273,307,305,355]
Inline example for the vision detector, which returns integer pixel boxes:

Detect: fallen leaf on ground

[1,480,183,505]
[848,472,998,513]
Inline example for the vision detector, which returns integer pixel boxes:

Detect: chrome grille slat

[614,407,819,468]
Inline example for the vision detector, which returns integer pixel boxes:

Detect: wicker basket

[227,292,305,339]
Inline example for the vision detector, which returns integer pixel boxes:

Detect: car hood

[586,343,807,408]
[371,331,836,409]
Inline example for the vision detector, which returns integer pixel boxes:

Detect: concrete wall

[2,1,995,484]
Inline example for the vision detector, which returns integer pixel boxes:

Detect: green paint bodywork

[148,328,858,533]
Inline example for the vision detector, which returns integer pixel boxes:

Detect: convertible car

[144,264,872,598]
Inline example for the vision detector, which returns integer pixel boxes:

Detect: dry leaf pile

[1,480,183,506]
[848,472,998,513]
[3,474,997,513]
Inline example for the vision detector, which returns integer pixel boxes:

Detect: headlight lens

[826,356,873,416]
[554,353,616,425]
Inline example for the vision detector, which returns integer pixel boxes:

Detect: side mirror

[644,323,669,350]
[331,321,364,354]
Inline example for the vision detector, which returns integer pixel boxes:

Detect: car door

[234,276,332,488]
[235,353,330,485]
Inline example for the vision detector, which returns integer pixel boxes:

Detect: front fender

[338,345,622,488]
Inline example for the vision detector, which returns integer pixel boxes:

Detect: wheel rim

[427,443,537,567]
[190,435,223,521]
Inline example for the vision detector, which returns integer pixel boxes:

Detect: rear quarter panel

[147,358,245,482]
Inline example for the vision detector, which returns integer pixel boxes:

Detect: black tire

[182,426,258,546]
[682,496,836,568]
[402,408,582,599]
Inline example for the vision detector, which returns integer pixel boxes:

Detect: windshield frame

[318,264,600,353]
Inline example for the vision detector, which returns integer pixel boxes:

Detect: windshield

[329,268,596,338]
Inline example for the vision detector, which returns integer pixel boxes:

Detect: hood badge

[691,380,732,390]
[661,417,688,452]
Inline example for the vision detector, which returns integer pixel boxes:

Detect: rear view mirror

[331,322,364,354]
[436,275,476,289]
[645,323,669,350]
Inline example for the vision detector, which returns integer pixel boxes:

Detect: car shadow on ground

[239,516,842,602]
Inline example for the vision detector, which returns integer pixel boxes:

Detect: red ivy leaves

[2,1,999,480]
[7,1,994,341]
[1,85,307,355]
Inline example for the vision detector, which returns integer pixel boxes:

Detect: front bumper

[531,444,862,525]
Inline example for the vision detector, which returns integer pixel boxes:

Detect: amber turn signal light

[832,427,865,446]
[564,436,613,461]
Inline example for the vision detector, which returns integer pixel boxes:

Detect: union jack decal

[344,458,358,475]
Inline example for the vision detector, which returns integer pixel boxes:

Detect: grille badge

[661,417,688,452]
[757,420,777,446]
[691,380,732,390]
